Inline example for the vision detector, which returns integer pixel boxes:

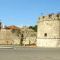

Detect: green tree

[29,25,37,32]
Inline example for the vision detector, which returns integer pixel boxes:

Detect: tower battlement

[38,14,60,21]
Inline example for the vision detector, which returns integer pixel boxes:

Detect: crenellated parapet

[38,14,60,22]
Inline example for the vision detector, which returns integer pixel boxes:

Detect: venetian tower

[37,14,60,47]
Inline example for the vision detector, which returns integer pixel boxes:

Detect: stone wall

[0,29,20,45]
[20,27,37,46]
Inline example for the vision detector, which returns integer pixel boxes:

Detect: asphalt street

[0,47,60,60]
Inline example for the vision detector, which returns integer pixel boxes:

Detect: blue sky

[0,0,60,26]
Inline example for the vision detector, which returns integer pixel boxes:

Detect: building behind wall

[37,14,60,47]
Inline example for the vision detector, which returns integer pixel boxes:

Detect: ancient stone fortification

[19,27,37,46]
[0,29,20,45]
[37,14,60,47]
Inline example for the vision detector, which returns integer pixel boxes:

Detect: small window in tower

[44,33,47,37]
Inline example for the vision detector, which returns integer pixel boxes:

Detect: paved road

[0,47,60,60]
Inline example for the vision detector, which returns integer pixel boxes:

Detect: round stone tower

[37,14,60,47]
